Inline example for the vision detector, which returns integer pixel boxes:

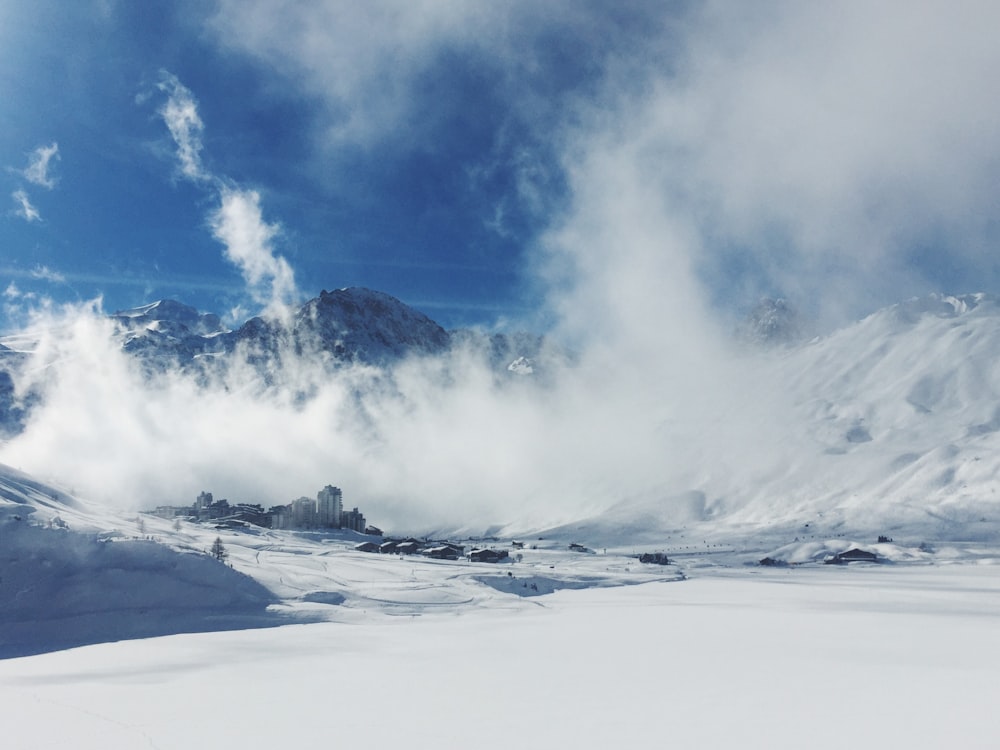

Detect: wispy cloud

[21,142,59,189]
[11,189,41,222]
[154,72,299,315]
[156,72,209,182]
[210,188,297,317]
[29,265,66,283]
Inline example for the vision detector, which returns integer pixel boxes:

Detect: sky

[3,0,999,335]
[3,1,1000,529]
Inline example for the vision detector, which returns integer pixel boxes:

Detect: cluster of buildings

[353,538,511,563]
[152,485,377,534]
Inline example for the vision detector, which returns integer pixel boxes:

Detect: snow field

[1,565,998,749]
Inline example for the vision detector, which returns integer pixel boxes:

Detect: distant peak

[890,292,991,322]
[738,297,805,346]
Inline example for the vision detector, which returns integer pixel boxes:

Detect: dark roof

[838,548,877,559]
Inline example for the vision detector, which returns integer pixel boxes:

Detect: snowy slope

[736,293,1000,534]
[547,294,1000,544]
[0,464,285,657]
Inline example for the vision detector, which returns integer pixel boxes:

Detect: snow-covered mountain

[291,287,451,362]
[736,297,806,346]
[552,292,1000,543]
[111,299,230,365]
[105,287,550,373]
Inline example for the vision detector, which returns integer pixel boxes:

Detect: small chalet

[825,548,878,564]
[469,548,509,563]
[638,552,671,565]
[421,542,465,560]
[355,541,381,553]
[422,545,460,560]
[758,556,789,567]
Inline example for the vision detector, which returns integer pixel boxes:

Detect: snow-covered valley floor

[1,468,998,748]
[1,534,998,748]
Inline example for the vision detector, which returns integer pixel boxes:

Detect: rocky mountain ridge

[110,287,550,372]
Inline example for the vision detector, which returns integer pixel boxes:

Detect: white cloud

[205,1,1000,326]
[205,1,634,151]
[22,142,59,189]
[156,72,209,182]
[210,188,298,318]
[11,189,40,222]
[610,0,1000,324]
[153,72,300,317]
[29,265,66,283]
[207,0,491,147]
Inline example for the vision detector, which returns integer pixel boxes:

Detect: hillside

[0,465,284,657]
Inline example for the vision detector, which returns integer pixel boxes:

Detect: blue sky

[3,1,1000,335]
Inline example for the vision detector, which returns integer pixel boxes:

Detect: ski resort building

[316,485,343,528]
[148,485,372,533]
[341,506,365,532]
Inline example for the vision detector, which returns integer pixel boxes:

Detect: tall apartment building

[291,496,317,529]
[316,485,343,528]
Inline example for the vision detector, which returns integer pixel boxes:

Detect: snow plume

[10,190,40,222]
[0,300,352,514]
[210,188,298,319]
[0,289,787,534]
[156,73,208,182]
[21,142,59,189]
[154,72,299,318]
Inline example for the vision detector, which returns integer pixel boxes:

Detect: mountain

[110,298,231,368]
[291,287,451,363]
[107,287,549,372]
[737,297,806,346]
[554,293,1000,543]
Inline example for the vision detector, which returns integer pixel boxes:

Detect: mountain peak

[294,287,450,363]
[112,299,226,336]
[738,297,805,346]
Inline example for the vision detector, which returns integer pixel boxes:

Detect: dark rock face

[108,287,548,374]
[0,347,34,438]
[739,298,804,346]
[290,288,451,364]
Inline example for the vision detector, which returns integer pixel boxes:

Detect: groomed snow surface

[1,502,998,748]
